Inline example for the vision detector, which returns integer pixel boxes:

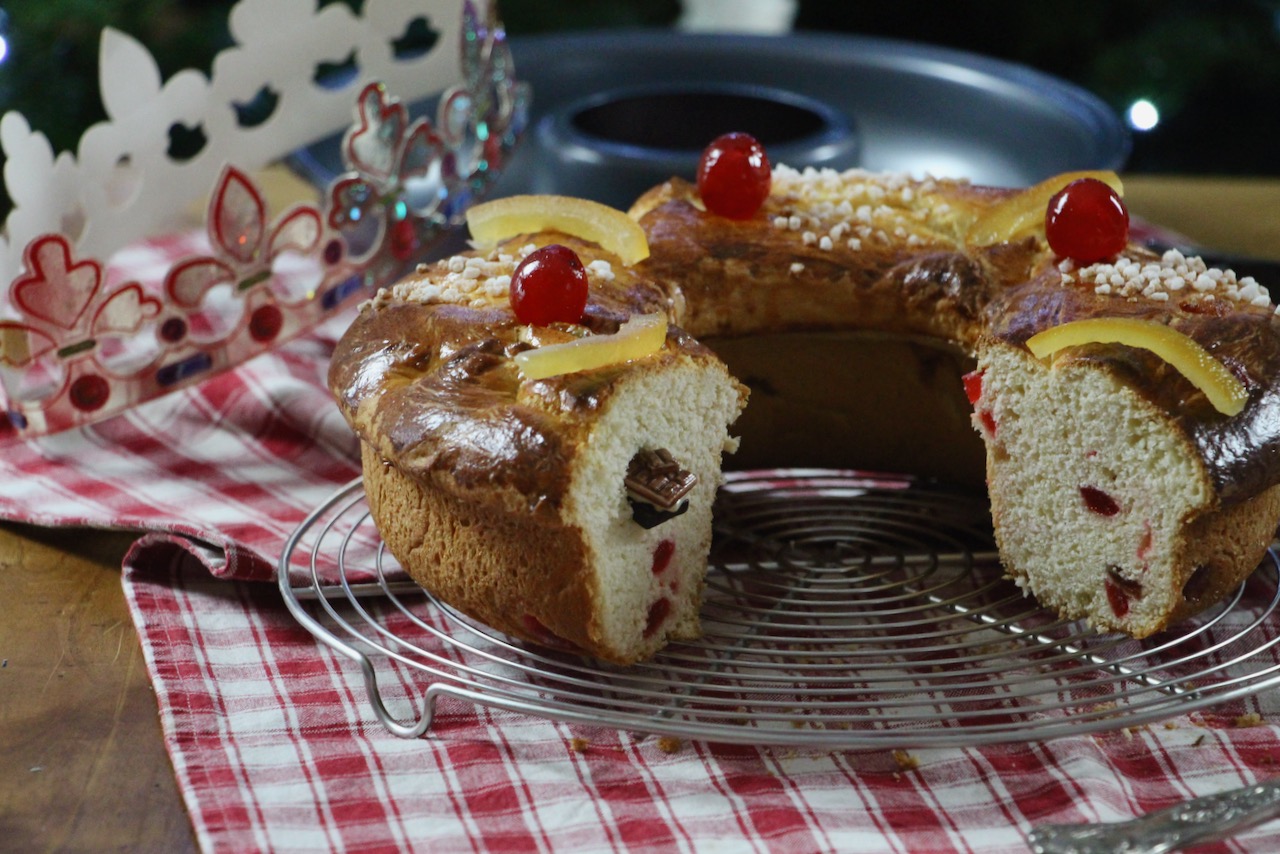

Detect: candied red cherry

[509,244,589,326]
[697,132,771,220]
[1045,177,1130,263]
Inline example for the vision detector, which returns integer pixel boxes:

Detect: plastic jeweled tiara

[0,0,528,437]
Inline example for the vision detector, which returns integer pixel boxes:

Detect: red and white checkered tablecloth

[5,236,1280,853]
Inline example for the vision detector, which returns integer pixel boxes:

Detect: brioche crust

[632,174,1027,345]
[361,443,598,653]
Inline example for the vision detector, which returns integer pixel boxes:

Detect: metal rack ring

[278,471,1280,746]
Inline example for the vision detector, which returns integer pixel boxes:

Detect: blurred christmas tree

[0,0,1276,218]
[0,0,680,216]
[0,1,233,160]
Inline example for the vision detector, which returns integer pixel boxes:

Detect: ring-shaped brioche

[329,165,1280,663]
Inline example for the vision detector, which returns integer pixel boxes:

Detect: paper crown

[0,0,528,437]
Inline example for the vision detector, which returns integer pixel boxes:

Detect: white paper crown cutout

[0,0,528,437]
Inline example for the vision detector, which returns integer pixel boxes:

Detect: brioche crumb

[893,749,920,771]
[1235,713,1264,728]
[569,737,590,753]
[656,736,683,754]
[567,358,744,662]
[978,343,1214,636]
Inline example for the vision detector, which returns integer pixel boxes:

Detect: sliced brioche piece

[362,344,745,664]
[973,341,1280,636]
[333,229,747,664]
[558,352,745,661]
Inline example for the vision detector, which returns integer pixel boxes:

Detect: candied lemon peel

[515,313,668,380]
[966,171,1125,247]
[467,195,650,266]
[1025,317,1248,416]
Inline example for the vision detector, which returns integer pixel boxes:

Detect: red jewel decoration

[69,374,110,412]
[389,216,419,261]
[248,304,284,343]
[159,317,188,343]
[484,135,504,169]
[1045,178,1130,263]
[323,238,344,266]
[509,244,589,325]
[697,132,772,220]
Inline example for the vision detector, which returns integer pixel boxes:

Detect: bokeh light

[1126,98,1160,132]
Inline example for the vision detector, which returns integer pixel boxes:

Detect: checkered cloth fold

[4,236,1280,853]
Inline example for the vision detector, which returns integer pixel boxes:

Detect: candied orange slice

[966,171,1124,247]
[515,313,668,380]
[1025,317,1248,416]
[466,195,650,266]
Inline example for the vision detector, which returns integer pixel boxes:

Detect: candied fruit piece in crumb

[651,539,675,575]
[1105,565,1143,618]
[1080,485,1121,517]
[961,369,984,405]
[644,596,672,637]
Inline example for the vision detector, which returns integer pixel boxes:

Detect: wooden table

[1,523,198,852]
[1,175,1277,852]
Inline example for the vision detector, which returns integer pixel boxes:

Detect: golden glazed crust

[1172,482,1280,621]
[328,233,724,518]
[631,176,1031,345]
[361,443,600,654]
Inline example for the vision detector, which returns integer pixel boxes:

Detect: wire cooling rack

[278,470,1280,746]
